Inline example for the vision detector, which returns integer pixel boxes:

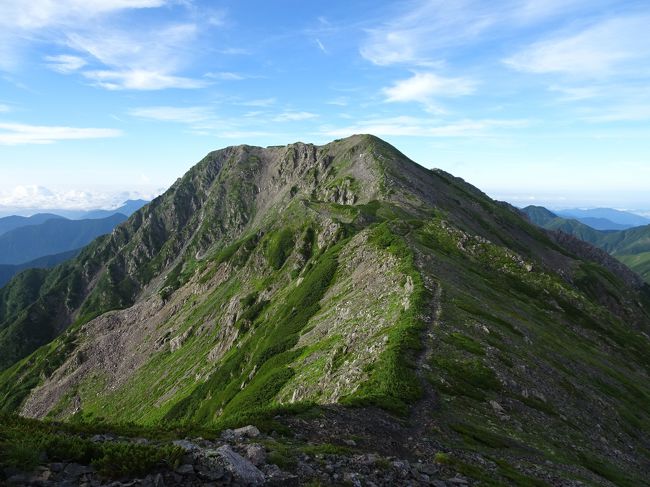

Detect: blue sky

[0,0,649,212]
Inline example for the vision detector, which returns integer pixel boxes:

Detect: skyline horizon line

[0,183,647,218]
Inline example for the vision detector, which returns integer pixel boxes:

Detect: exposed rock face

[278,231,413,403]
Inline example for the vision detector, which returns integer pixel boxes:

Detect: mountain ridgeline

[0,214,66,236]
[0,136,649,485]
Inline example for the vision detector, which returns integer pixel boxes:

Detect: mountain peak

[1,136,649,485]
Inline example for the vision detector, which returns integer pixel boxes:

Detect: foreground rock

[3,424,473,486]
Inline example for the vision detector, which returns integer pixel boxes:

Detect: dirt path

[409,272,442,435]
[388,249,445,460]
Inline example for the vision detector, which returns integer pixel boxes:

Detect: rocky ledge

[4,424,472,487]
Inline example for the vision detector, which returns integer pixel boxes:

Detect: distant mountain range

[0,199,148,221]
[0,249,81,288]
[555,207,650,230]
[0,213,66,236]
[65,199,149,220]
[0,213,127,266]
[523,206,650,282]
[0,200,148,288]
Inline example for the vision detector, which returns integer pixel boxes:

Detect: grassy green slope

[619,252,650,280]
[412,216,650,485]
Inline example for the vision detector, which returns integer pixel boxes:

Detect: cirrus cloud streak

[0,122,122,145]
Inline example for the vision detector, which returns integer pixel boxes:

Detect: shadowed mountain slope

[523,205,650,283]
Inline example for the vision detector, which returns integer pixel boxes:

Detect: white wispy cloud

[206,10,228,27]
[44,54,87,73]
[548,85,601,101]
[320,116,527,138]
[272,111,319,122]
[238,98,277,107]
[315,38,328,54]
[64,23,207,90]
[583,105,650,123]
[510,0,594,24]
[0,0,168,29]
[0,104,11,113]
[383,72,477,107]
[127,103,318,139]
[205,71,246,81]
[504,16,650,76]
[360,0,619,67]
[0,122,122,145]
[83,70,207,90]
[0,2,212,91]
[0,33,21,71]
[0,185,160,211]
[327,97,349,107]
[66,24,197,69]
[360,1,505,66]
[218,47,252,55]
[129,106,213,124]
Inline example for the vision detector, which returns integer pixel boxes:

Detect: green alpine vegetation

[0,135,649,485]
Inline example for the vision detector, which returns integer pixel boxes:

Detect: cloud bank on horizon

[0,0,648,210]
[0,185,162,213]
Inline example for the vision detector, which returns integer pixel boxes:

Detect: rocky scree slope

[0,135,649,485]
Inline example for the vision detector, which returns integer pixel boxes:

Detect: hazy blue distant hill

[79,199,149,219]
[0,249,81,288]
[557,208,650,228]
[522,206,603,244]
[516,205,557,226]
[575,217,632,231]
[0,213,65,236]
[0,199,149,221]
[0,213,127,265]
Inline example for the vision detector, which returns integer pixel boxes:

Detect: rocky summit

[0,135,649,486]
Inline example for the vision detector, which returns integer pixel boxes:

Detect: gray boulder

[214,444,265,485]
[245,444,267,466]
